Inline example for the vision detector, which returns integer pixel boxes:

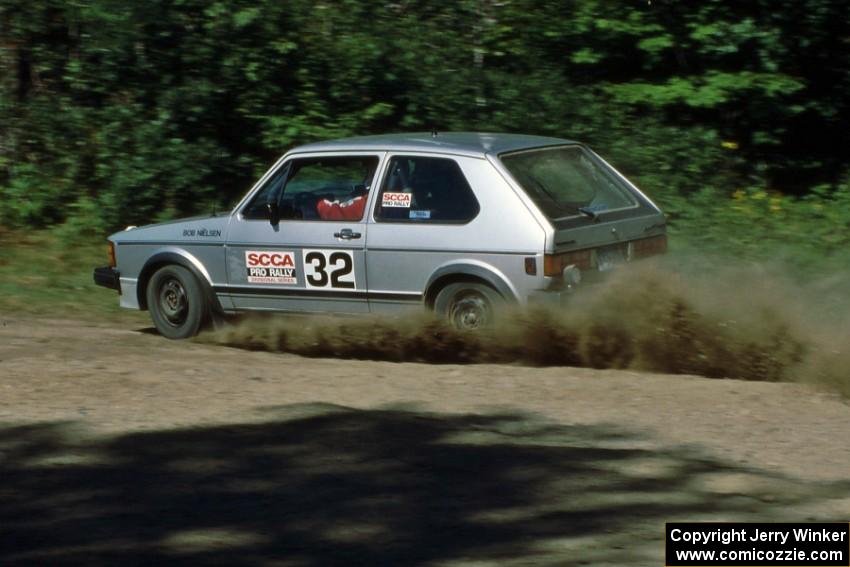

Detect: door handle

[334,228,361,240]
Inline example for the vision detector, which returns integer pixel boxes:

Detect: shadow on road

[134,326,160,336]
[1,404,847,566]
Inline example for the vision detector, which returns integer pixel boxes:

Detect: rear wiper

[526,175,599,221]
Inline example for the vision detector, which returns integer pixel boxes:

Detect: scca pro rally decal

[245,250,297,284]
[381,192,412,208]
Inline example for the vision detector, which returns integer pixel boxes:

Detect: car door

[365,153,485,312]
[224,152,384,314]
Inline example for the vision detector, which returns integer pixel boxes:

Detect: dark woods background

[2,0,849,261]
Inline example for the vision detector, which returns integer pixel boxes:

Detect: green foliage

[669,178,850,269]
[0,164,66,227]
[1,0,849,247]
[604,72,804,108]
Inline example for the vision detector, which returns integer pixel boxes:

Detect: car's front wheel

[434,282,503,330]
[146,265,208,339]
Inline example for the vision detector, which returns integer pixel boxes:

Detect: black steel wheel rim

[450,292,490,330]
[158,277,188,326]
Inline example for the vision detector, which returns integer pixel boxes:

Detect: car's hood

[110,214,231,244]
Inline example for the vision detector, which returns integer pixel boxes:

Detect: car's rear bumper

[93,266,121,292]
[527,268,608,307]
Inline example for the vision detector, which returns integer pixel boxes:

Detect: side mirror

[266,202,280,226]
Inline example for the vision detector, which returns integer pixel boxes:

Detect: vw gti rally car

[94,132,667,338]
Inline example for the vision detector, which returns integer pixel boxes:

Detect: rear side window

[375,156,479,223]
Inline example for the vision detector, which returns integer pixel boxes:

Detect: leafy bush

[2,0,849,233]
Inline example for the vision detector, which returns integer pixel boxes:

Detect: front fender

[137,249,221,313]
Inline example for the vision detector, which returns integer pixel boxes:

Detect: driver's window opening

[243,156,379,221]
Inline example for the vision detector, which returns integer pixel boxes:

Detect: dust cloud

[198,256,850,395]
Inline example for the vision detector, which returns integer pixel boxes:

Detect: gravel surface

[2,316,849,566]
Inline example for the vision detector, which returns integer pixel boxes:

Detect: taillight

[107,241,116,268]
[632,234,667,259]
[543,249,593,276]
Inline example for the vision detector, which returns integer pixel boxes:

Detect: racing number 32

[303,249,356,289]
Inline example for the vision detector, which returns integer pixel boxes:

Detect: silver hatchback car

[94,132,666,338]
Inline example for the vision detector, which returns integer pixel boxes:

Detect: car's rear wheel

[146,265,208,339]
[434,282,503,330]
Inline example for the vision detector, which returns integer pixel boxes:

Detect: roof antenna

[431,128,438,138]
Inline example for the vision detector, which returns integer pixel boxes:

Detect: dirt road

[2,316,849,566]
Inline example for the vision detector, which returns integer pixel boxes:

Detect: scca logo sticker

[245,250,297,284]
[246,251,295,267]
[381,192,412,208]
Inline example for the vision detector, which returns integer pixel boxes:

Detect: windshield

[500,145,637,219]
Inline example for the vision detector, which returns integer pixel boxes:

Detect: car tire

[434,282,503,330]
[146,265,208,339]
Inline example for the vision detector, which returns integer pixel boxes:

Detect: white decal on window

[382,192,412,208]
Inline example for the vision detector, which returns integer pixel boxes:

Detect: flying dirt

[199,257,850,395]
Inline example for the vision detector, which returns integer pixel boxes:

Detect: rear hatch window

[500,145,637,220]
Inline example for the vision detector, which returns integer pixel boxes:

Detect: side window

[375,156,479,223]
[243,156,379,221]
